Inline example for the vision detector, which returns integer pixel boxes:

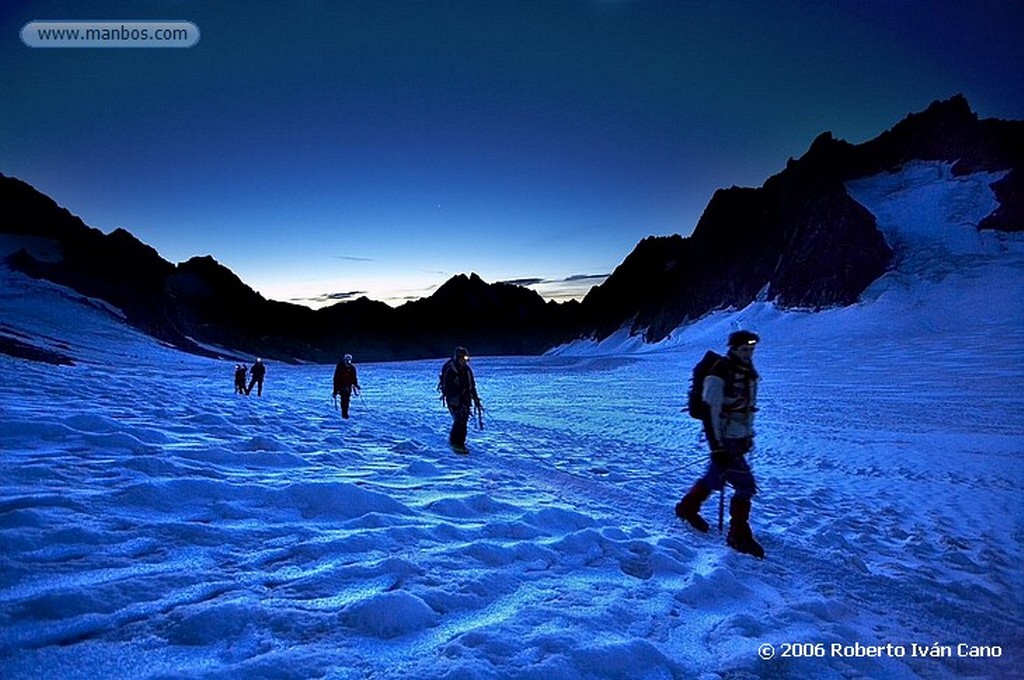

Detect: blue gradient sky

[2,1,1022,306]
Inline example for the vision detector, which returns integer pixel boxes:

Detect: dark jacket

[440,359,480,408]
[333,362,359,394]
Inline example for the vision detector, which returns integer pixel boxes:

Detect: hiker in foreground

[246,358,267,396]
[332,353,361,419]
[438,346,483,454]
[676,330,765,559]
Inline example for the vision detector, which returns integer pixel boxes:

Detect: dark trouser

[698,438,757,499]
[699,417,756,499]
[679,423,762,553]
[246,377,263,396]
[448,401,470,447]
[235,380,245,394]
[339,387,352,418]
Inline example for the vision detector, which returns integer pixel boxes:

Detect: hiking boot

[726,526,765,559]
[675,482,712,533]
[726,496,765,559]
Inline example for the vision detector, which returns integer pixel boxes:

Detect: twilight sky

[2,1,1022,307]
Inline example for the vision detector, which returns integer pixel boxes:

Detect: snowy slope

[1,163,1022,679]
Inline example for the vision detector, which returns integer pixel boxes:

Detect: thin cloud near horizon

[499,277,545,287]
[288,272,606,308]
[290,290,368,304]
[496,272,610,304]
[498,273,609,287]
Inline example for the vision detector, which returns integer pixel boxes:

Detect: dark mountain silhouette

[2,95,1020,362]
[0,176,572,361]
[576,95,1023,343]
[394,273,578,357]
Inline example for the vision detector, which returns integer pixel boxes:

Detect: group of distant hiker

[230,346,483,453]
[329,346,482,452]
[229,331,765,559]
[232,358,266,397]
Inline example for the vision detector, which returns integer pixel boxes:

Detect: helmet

[344,354,353,363]
[454,346,469,360]
[727,330,760,347]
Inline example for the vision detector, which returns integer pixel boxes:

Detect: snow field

[1,162,1022,678]
[2,333,1021,678]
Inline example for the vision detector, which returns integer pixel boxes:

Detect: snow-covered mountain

[575,95,1022,345]
[556,160,1022,356]
[1,161,1021,678]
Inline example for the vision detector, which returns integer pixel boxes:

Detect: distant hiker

[234,364,247,394]
[438,346,483,454]
[675,330,765,559]
[246,358,266,397]
[332,353,362,419]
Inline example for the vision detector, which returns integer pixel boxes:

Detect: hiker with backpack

[332,353,361,419]
[676,330,765,559]
[438,346,483,454]
[246,358,267,397]
[234,364,247,394]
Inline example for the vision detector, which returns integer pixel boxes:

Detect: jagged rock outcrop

[1,175,200,351]
[393,273,578,357]
[577,95,1023,343]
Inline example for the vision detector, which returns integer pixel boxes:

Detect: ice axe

[718,488,725,534]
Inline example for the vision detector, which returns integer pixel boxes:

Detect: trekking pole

[476,403,484,431]
[358,390,371,414]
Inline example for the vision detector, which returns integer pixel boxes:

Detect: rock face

[1,176,190,349]
[2,96,1021,361]
[576,95,1023,343]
